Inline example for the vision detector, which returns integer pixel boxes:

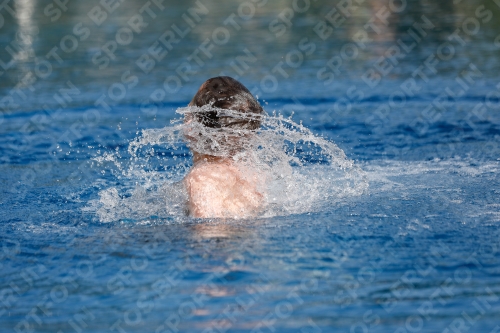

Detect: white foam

[85,107,368,222]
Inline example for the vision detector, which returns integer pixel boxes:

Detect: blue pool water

[2,1,500,332]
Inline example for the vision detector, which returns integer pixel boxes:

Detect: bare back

[184,160,264,218]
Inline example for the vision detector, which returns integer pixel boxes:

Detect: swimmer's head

[188,76,263,130]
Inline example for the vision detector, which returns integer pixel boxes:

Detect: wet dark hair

[188,76,263,130]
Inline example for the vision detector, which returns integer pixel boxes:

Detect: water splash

[86,107,368,222]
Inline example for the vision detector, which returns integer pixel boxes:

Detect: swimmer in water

[183,76,266,218]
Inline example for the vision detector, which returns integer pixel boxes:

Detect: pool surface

[1,1,500,332]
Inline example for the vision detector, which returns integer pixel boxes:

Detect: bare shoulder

[183,160,264,218]
[187,161,237,178]
[184,162,239,190]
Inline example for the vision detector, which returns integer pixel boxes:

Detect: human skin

[182,76,265,218]
[184,152,264,218]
